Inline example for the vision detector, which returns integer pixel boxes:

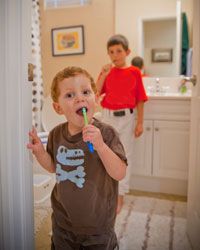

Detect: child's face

[53,74,96,134]
[107,44,130,68]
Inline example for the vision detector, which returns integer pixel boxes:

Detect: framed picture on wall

[151,48,173,62]
[51,25,85,56]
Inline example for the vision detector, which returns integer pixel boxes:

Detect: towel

[181,13,189,75]
[186,48,193,77]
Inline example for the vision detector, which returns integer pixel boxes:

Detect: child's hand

[96,93,106,106]
[27,127,45,157]
[134,123,143,138]
[101,63,112,76]
[82,124,104,151]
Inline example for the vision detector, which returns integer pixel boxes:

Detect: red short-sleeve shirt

[100,66,148,110]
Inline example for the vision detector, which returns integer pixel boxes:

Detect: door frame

[187,0,200,248]
[0,0,34,249]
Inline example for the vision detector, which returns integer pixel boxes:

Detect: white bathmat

[115,195,191,250]
[34,194,192,250]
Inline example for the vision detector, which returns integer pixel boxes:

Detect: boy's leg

[101,109,134,213]
[119,113,134,213]
[117,114,134,213]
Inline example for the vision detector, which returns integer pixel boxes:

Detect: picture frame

[51,25,85,56]
[151,48,173,63]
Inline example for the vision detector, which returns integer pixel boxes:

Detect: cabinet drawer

[144,99,191,121]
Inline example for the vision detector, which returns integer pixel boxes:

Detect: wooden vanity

[131,94,191,196]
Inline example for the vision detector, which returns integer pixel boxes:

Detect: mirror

[115,0,193,78]
[140,16,180,77]
[139,1,181,77]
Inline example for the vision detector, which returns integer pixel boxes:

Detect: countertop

[147,92,191,100]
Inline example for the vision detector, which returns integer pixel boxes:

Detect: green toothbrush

[82,107,94,153]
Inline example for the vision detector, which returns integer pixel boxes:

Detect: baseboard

[130,174,188,196]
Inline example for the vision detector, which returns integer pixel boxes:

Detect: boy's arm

[34,150,55,173]
[27,128,56,173]
[82,124,126,181]
[97,144,127,181]
[134,101,144,138]
[96,64,112,94]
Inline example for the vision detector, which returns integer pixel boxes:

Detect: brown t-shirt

[47,118,127,235]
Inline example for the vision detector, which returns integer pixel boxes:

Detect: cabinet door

[132,120,153,176]
[153,120,190,179]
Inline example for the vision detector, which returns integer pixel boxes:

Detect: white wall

[115,0,193,67]
[40,0,115,96]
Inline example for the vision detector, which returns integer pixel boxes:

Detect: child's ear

[53,102,64,115]
[95,93,105,107]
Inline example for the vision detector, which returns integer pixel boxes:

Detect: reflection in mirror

[141,17,178,77]
[139,1,182,77]
[115,0,193,78]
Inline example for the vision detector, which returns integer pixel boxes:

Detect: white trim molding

[0,0,34,249]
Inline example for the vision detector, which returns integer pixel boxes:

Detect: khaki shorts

[101,108,135,195]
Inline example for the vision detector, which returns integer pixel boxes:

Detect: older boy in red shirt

[96,34,148,213]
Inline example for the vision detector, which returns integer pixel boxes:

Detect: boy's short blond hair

[51,66,97,102]
[107,34,129,51]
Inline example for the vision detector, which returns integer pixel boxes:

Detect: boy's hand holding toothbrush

[102,63,112,76]
[82,108,104,153]
[82,124,105,153]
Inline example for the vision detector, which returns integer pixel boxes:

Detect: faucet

[178,75,196,94]
[178,75,197,94]
[155,78,160,93]
[180,75,197,86]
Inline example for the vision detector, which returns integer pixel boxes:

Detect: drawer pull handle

[146,127,151,131]
[155,128,159,131]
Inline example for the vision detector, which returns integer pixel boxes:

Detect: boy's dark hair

[131,56,144,70]
[51,66,96,102]
[107,34,129,51]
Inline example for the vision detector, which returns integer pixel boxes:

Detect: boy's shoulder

[112,66,141,76]
[127,66,143,80]
[49,122,67,136]
[129,65,141,74]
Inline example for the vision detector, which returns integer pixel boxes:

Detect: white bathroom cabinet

[131,97,191,195]
[133,119,190,179]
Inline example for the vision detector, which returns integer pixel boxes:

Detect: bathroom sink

[143,77,192,100]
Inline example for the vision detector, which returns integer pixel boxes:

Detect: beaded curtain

[31,0,43,131]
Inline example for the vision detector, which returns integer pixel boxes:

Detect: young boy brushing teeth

[27,66,127,249]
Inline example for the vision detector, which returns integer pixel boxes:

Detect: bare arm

[96,143,127,181]
[96,64,112,94]
[134,101,144,138]
[27,128,55,173]
[82,124,127,181]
